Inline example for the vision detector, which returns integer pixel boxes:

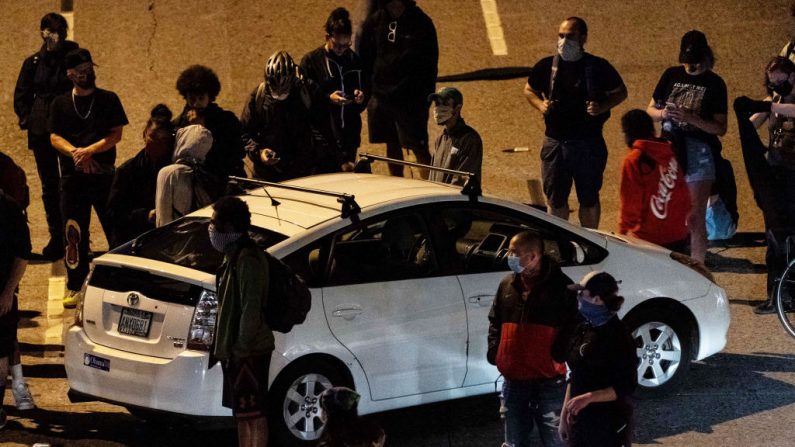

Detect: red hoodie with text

[619,139,690,246]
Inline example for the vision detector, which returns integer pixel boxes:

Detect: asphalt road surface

[2,1,795,446]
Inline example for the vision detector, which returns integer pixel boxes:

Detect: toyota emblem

[127,293,140,306]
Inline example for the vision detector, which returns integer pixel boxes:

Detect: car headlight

[670,251,714,283]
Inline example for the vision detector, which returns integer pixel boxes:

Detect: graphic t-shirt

[652,66,727,151]
[49,88,128,175]
[528,53,624,140]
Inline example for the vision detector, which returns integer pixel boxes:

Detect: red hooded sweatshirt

[619,139,690,246]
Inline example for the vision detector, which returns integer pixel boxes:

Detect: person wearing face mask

[359,0,438,178]
[240,51,332,181]
[14,13,79,260]
[559,272,637,447]
[173,65,243,199]
[49,48,128,309]
[301,7,368,173]
[106,104,175,248]
[487,231,578,447]
[646,30,729,267]
[734,56,795,314]
[427,86,482,185]
[524,17,627,230]
[209,196,274,447]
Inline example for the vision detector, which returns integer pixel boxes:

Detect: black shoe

[41,238,65,261]
[754,300,776,315]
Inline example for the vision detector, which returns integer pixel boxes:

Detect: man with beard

[49,48,128,308]
[524,17,627,229]
[173,65,243,198]
[14,13,79,260]
[427,86,482,185]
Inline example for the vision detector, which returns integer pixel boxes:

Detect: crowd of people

[1,0,795,444]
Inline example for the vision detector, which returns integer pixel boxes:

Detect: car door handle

[332,305,363,320]
[467,295,493,307]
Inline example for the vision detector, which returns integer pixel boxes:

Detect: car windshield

[130,217,287,273]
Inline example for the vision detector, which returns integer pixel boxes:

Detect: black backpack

[262,251,312,333]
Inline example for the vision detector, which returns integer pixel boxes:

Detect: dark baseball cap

[428,86,463,106]
[65,48,95,69]
[679,30,708,64]
[568,271,621,297]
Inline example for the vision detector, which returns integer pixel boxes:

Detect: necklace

[72,89,95,120]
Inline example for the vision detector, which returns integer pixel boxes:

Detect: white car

[64,172,729,445]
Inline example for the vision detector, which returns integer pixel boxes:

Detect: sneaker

[12,381,35,411]
[63,289,80,309]
[754,300,776,315]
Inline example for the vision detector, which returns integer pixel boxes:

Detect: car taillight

[187,290,218,351]
[73,265,94,327]
[670,251,715,283]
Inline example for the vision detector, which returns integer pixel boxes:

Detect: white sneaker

[12,381,35,410]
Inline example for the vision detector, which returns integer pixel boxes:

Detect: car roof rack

[353,153,482,201]
[228,176,362,220]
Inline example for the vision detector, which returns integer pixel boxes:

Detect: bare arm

[83,126,124,155]
[524,82,550,115]
[588,84,628,115]
[50,132,77,157]
[646,98,667,122]
[564,386,619,418]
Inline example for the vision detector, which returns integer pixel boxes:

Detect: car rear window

[129,217,287,273]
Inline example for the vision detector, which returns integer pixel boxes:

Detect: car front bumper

[690,283,731,360]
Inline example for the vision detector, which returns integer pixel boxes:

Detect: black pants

[735,102,795,296]
[61,172,114,291]
[31,142,64,244]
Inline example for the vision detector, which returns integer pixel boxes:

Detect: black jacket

[359,4,438,106]
[487,257,578,367]
[14,41,80,147]
[300,46,368,164]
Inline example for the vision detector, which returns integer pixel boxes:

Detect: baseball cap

[679,30,708,64]
[568,271,621,297]
[428,86,463,106]
[65,48,95,70]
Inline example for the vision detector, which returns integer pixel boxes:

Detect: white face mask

[434,105,454,125]
[42,30,60,51]
[271,91,289,101]
[557,37,583,62]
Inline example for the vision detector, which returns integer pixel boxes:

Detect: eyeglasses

[387,21,398,43]
[330,37,352,52]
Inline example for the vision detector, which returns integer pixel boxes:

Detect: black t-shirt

[528,54,623,140]
[48,88,128,174]
[652,66,727,151]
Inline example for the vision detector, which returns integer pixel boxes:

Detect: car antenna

[354,153,482,202]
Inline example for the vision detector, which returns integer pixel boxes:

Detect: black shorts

[221,353,272,420]
[540,136,608,209]
[0,291,19,358]
[367,95,430,154]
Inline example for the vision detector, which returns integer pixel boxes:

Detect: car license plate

[84,353,110,372]
[118,307,153,338]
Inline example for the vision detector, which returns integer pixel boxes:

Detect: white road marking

[46,275,65,345]
[480,0,507,56]
[62,11,74,41]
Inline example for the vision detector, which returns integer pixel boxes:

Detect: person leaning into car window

[210,197,274,447]
[487,230,579,447]
[559,272,637,447]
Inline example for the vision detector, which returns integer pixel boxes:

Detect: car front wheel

[624,307,692,397]
[269,360,349,446]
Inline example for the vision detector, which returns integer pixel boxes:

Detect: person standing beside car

[49,48,128,309]
[301,7,367,173]
[210,196,274,447]
[14,13,79,260]
[427,86,483,186]
[559,271,637,447]
[487,230,579,447]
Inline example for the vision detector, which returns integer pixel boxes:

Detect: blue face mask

[507,255,524,274]
[208,223,243,253]
[577,293,615,326]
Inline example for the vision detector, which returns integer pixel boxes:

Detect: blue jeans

[501,377,566,447]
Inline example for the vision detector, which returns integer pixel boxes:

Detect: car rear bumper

[64,325,231,417]
[691,283,731,360]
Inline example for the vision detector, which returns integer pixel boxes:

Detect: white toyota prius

[64,166,729,445]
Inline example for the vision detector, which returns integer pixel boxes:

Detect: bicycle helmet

[265,50,296,96]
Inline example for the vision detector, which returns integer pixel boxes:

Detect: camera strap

[549,53,560,101]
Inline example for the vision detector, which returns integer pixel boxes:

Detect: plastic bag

[706,196,737,241]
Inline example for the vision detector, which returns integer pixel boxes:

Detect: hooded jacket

[619,139,690,246]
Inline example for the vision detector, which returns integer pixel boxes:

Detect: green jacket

[213,238,275,360]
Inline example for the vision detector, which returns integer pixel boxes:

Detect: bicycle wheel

[776,257,795,338]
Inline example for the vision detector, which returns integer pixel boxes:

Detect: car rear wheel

[269,360,350,446]
[624,307,692,397]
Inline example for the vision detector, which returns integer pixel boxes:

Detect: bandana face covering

[557,37,583,62]
[42,29,60,51]
[208,223,243,253]
[577,293,615,326]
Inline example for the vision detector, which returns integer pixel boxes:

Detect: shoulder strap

[549,54,560,100]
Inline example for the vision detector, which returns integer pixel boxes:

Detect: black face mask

[770,80,794,97]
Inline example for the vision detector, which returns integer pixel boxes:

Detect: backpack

[0,151,30,209]
[262,250,312,333]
